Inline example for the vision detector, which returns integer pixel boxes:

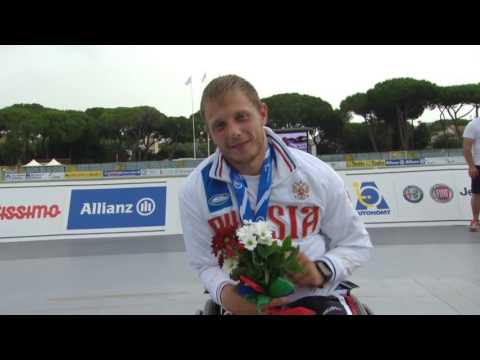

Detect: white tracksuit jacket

[179,127,373,306]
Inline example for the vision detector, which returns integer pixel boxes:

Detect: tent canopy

[44,158,63,166]
[22,159,43,167]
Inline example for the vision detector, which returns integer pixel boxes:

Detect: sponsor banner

[459,187,471,197]
[385,159,425,166]
[67,186,166,230]
[4,172,65,182]
[343,165,469,224]
[48,172,65,180]
[352,181,392,217]
[142,168,161,176]
[4,173,27,181]
[346,160,385,169]
[103,170,141,177]
[172,168,194,176]
[26,173,51,181]
[0,186,68,239]
[402,185,424,204]
[141,168,194,177]
[0,204,62,220]
[424,157,465,166]
[64,171,103,179]
[389,151,418,160]
[430,184,454,203]
[0,177,185,242]
[454,170,472,220]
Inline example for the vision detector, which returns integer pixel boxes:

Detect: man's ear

[260,102,268,126]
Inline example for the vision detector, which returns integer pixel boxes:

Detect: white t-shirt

[242,174,260,207]
[463,117,480,165]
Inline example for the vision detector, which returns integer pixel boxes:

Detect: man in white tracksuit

[179,74,372,315]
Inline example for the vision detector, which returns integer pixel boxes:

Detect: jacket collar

[208,126,297,184]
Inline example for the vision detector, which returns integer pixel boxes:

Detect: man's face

[204,90,268,173]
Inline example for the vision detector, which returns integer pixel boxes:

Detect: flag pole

[189,78,196,159]
[201,72,210,157]
[207,133,210,156]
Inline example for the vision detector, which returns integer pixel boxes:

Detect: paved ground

[0,226,478,315]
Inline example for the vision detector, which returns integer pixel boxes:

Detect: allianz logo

[208,193,230,207]
[80,197,156,216]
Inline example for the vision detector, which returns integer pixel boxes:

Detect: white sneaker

[469,220,479,232]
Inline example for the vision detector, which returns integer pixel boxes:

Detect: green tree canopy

[262,93,346,154]
[434,84,480,141]
[367,78,438,150]
[341,92,382,152]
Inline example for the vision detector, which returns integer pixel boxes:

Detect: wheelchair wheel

[348,294,373,315]
[203,299,222,315]
[362,303,374,315]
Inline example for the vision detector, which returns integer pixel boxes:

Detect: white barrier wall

[0,177,186,243]
[0,165,470,242]
[340,164,469,228]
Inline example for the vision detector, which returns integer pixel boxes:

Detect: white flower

[258,235,272,246]
[251,221,273,246]
[223,257,239,272]
[236,225,254,244]
[237,220,274,251]
[242,237,258,251]
[272,238,283,247]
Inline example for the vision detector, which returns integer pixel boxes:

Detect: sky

[1,45,480,123]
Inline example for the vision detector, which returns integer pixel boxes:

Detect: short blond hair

[200,74,262,122]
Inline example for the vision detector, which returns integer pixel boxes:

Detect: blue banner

[67,186,166,229]
[103,170,141,177]
[385,159,425,166]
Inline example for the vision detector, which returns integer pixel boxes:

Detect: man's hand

[220,284,289,315]
[288,252,325,288]
[469,166,479,179]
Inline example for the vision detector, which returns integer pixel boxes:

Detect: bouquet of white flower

[211,220,313,314]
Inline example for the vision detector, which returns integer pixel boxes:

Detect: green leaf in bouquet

[256,294,272,313]
[245,267,265,287]
[256,244,269,259]
[268,276,295,298]
[251,251,263,267]
[284,251,304,272]
[285,259,304,274]
[257,244,276,259]
[284,250,297,265]
[268,268,283,282]
[282,236,292,251]
[271,243,282,257]
[264,268,270,286]
[231,267,244,281]
[266,253,283,271]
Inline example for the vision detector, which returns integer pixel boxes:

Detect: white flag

[201,73,207,83]
[185,76,192,86]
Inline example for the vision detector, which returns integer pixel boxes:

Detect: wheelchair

[196,280,373,315]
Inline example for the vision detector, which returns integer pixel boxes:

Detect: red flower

[211,224,241,266]
[225,248,235,258]
[218,254,224,268]
[239,275,266,294]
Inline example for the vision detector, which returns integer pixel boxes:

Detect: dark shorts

[473,166,480,194]
[286,296,348,315]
